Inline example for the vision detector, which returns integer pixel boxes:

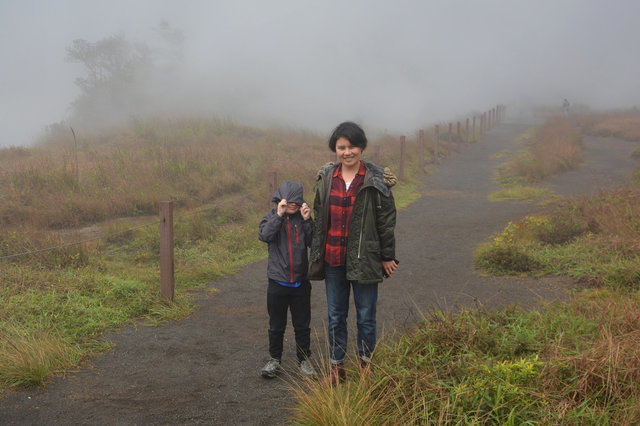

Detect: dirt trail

[1,121,637,425]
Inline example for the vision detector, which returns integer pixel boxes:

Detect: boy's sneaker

[261,358,281,379]
[299,359,317,379]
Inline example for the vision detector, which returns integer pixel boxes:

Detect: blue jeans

[325,265,378,364]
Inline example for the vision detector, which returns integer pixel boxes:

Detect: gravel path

[1,120,637,425]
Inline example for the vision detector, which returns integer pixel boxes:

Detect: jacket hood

[272,180,305,204]
[316,161,396,197]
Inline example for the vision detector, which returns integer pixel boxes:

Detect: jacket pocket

[366,241,381,257]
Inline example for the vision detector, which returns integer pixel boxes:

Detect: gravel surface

[1,120,637,425]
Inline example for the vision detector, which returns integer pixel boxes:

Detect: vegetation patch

[488,118,582,203]
[488,185,554,202]
[292,290,640,424]
[0,325,83,392]
[579,109,640,141]
[475,189,640,287]
[495,119,582,186]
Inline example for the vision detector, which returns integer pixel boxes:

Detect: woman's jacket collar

[317,160,396,197]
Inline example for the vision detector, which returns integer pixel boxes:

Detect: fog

[1,0,639,147]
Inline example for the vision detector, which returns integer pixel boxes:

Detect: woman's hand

[300,202,311,220]
[382,259,399,277]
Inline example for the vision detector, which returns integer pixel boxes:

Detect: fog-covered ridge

[1,0,639,147]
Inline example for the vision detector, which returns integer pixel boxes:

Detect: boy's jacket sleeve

[258,210,283,243]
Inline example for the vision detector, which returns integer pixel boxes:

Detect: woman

[308,121,398,384]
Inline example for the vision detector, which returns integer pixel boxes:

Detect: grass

[578,109,640,141]
[578,109,640,187]
[488,118,583,203]
[291,290,640,424]
[0,117,424,394]
[475,189,640,287]
[488,185,555,202]
[495,118,582,186]
[0,324,83,391]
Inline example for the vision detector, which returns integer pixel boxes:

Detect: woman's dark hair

[328,121,368,152]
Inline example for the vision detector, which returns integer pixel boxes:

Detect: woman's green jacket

[308,160,397,284]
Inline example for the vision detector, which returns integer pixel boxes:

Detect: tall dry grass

[1,118,419,232]
[0,325,82,389]
[0,120,318,229]
[579,110,640,141]
[496,118,582,185]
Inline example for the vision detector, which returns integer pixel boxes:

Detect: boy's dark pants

[267,279,311,362]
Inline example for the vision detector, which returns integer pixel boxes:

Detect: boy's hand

[277,199,287,217]
[300,202,311,220]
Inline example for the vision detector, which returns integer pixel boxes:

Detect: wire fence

[1,104,506,299]
[0,199,234,262]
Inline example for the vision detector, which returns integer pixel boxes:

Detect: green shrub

[533,212,591,245]
[475,242,541,275]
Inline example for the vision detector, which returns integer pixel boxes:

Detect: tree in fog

[66,22,184,128]
[66,33,151,125]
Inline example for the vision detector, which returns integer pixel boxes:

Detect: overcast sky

[1,0,639,147]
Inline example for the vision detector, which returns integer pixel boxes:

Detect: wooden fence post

[159,201,174,301]
[465,118,470,142]
[372,145,381,164]
[472,116,476,141]
[418,129,425,172]
[267,171,277,208]
[434,125,440,163]
[399,135,406,180]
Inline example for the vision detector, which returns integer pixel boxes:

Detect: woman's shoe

[324,363,346,385]
[359,358,372,377]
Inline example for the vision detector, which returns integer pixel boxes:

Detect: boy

[258,180,316,378]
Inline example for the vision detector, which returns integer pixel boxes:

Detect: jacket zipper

[357,190,368,259]
[286,217,294,282]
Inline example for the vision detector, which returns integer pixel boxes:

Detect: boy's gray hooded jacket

[259,181,314,283]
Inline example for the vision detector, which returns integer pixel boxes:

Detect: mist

[1,0,639,147]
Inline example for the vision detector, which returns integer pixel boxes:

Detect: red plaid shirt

[324,161,366,267]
